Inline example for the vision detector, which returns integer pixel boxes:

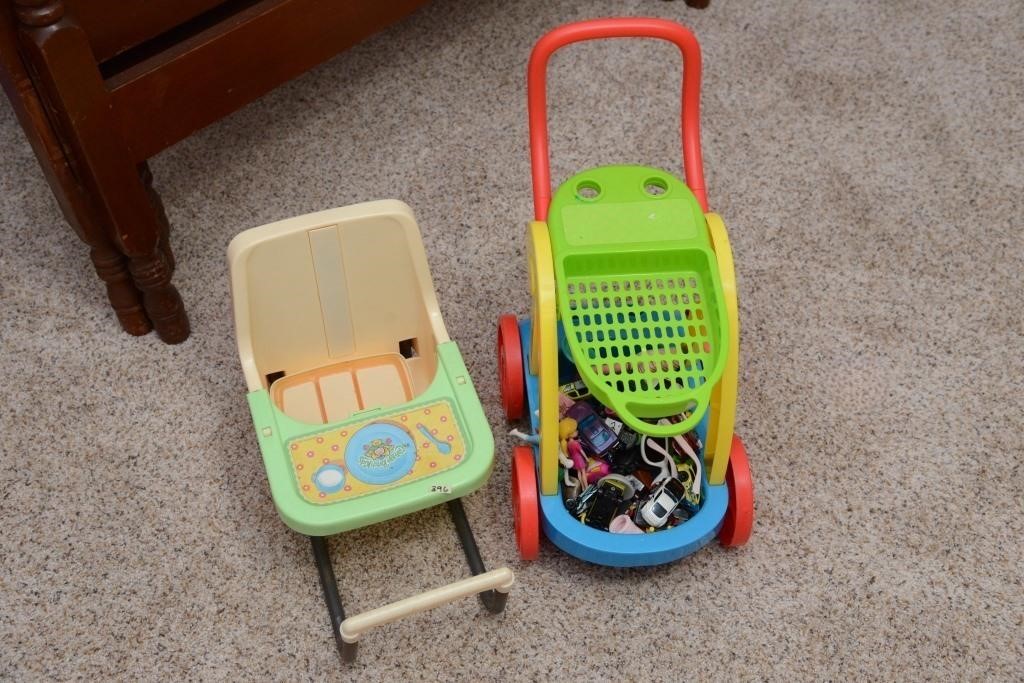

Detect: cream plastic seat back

[229,201,449,424]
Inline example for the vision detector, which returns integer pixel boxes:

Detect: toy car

[673,452,702,513]
[580,477,629,530]
[565,401,619,456]
[639,477,689,528]
[603,416,640,451]
[558,379,591,401]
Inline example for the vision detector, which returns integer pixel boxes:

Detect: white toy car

[639,477,688,528]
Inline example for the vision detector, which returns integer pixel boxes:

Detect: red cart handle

[528,18,708,221]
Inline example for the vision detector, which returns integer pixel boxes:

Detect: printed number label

[430,485,452,494]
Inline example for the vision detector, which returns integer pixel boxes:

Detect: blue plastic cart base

[518,318,727,568]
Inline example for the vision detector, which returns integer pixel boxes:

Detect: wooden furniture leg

[0,5,151,335]
[139,161,176,276]
[88,244,151,335]
[11,0,189,343]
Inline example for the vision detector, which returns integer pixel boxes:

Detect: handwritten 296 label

[430,484,452,494]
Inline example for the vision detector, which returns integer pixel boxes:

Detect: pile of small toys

[553,375,704,534]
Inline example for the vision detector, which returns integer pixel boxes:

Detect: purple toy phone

[566,402,619,456]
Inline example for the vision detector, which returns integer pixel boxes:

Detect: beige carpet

[2,0,1022,679]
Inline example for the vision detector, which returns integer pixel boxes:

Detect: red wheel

[719,435,754,547]
[511,446,540,560]
[497,314,525,421]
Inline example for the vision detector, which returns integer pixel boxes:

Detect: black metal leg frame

[310,499,512,663]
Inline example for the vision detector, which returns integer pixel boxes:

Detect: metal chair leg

[309,500,506,664]
[310,536,359,662]
[447,499,510,614]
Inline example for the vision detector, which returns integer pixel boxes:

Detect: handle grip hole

[644,177,669,196]
[576,180,601,201]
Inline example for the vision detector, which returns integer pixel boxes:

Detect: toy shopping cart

[498,18,754,567]
[229,201,513,662]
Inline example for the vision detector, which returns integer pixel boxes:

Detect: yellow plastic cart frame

[498,18,755,566]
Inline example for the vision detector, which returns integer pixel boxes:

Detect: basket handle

[528,17,708,221]
[605,389,708,438]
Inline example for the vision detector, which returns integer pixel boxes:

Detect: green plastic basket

[547,165,729,437]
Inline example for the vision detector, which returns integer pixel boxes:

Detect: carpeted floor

[2,0,1021,680]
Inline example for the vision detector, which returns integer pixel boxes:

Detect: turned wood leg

[0,11,152,336]
[127,248,188,343]
[13,0,190,343]
[135,163,187,342]
[139,161,175,275]
[89,245,151,335]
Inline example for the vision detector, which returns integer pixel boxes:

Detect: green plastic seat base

[246,342,494,536]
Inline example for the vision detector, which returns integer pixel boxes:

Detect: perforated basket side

[557,249,728,430]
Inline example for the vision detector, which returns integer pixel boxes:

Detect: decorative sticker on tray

[287,400,466,504]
